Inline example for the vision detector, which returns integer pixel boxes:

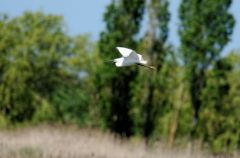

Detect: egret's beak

[104,60,115,63]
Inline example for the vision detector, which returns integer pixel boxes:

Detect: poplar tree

[141,0,171,140]
[99,0,145,136]
[179,0,235,128]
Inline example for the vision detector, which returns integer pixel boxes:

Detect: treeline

[0,0,240,154]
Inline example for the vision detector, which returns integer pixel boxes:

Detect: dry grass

[0,125,238,158]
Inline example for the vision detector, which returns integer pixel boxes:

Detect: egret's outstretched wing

[116,47,132,57]
[116,46,139,60]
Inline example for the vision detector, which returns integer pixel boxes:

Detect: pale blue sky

[0,0,239,55]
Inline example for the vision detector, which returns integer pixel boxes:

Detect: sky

[0,0,239,55]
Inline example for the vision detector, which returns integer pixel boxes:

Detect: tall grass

[0,125,238,158]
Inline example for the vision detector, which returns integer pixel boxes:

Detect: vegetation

[0,0,239,154]
[2,126,240,158]
[98,0,145,136]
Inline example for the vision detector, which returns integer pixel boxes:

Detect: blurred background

[0,0,240,157]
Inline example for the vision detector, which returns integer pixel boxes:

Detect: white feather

[111,47,154,69]
[116,47,133,57]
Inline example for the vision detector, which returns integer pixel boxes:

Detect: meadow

[0,125,239,158]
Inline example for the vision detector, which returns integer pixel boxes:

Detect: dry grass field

[0,125,238,158]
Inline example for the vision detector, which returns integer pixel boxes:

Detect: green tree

[0,12,70,123]
[200,53,240,153]
[131,0,172,142]
[99,0,145,136]
[179,0,235,130]
[51,35,102,126]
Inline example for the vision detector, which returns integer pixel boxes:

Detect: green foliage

[178,0,237,152]
[0,12,70,122]
[99,0,145,136]
[52,35,103,127]
[179,0,235,127]
[0,12,101,127]
[32,95,57,123]
[51,85,90,126]
[0,114,9,128]
[56,35,103,127]
[131,0,173,142]
[200,53,240,153]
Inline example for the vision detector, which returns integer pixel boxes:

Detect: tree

[99,0,145,136]
[200,53,240,153]
[51,35,102,127]
[131,0,172,141]
[0,12,70,122]
[179,0,235,130]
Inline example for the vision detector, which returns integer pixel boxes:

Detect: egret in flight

[110,47,155,70]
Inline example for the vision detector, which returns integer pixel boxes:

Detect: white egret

[110,47,155,70]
